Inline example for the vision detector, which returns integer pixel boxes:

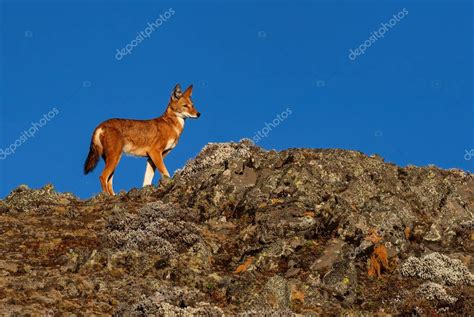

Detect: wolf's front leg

[148,150,170,178]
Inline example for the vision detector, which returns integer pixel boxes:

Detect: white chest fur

[174,117,184,135]
[165,138,177,151]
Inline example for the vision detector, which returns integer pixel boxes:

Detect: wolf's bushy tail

[84,141,101,174]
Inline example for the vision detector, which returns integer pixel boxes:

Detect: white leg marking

[109,174,115,195]
[143,159,156,186]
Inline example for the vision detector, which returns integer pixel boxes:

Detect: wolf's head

[168,84,200,119]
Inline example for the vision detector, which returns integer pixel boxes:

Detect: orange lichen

[368,254,380,277]
[374,244,389,268]
[270,198,284,204]
[304,211,315,218]
[366,229,390,278]
[404,226,411,240]
[234,257,254,274]
[291,289,305,303]
[202,229,227,242]
[258,202,267,209]
[366,229,382,244]
[368,244,389,277]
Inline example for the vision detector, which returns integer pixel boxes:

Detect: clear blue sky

[1,0,472,198]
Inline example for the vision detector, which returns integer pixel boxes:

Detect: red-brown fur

[84,84,200,195]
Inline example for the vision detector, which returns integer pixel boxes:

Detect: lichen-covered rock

[400,252,474,286]
[0,184,77,213]
[175,139,257,181]
[0,140,472,315]
[416,282,457,305]
[120,297,224,317]
[107,202,201,256]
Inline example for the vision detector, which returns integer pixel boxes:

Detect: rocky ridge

[0,140,472,315]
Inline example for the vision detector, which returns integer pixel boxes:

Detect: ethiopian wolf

[84,84,200,195]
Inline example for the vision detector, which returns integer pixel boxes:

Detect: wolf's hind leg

[143,158,156,186]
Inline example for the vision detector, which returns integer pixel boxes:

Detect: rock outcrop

[0,140,472,315]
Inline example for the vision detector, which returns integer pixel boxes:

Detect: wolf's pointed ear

[183,84,193,98]
[171,84,182,101]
